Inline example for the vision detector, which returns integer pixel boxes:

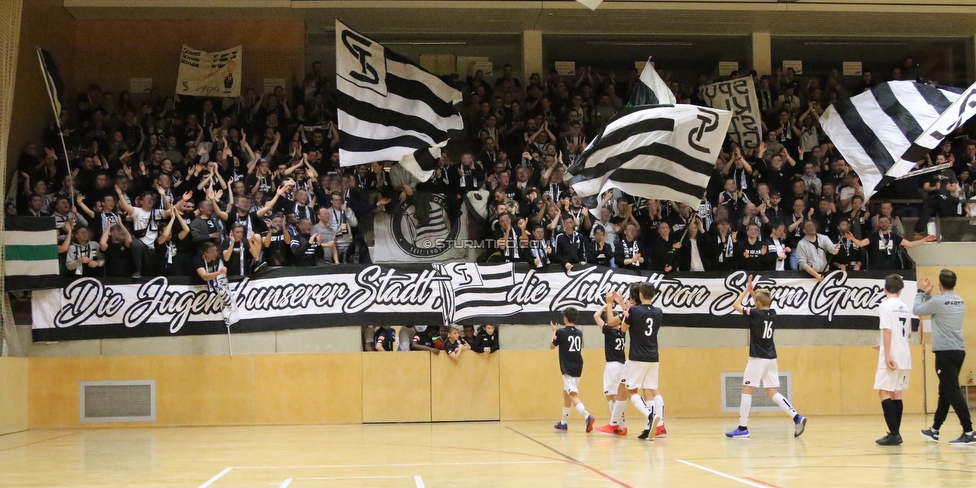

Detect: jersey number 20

[568,336,581,352]
[762,320,773,339]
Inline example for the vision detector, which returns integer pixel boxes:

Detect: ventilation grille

[80,381,156,423]
[721,372,792,412]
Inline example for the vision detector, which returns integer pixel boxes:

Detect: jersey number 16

[762,320,773,339]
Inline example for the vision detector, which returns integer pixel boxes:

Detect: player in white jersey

[874,274,914,446]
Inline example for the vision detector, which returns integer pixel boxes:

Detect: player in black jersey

[726,275,807,439]
[597,282,665,440]
[595,291,628,434]
[551,307,595,432]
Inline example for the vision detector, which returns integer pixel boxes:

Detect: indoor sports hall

[2,1,976,487]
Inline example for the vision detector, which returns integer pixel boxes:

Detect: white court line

[198,467,233,488]
[415,475,425,488]
[234,460,560,469]
[289,476,413,481]
[676,460,768,488]
[279,479,292,488]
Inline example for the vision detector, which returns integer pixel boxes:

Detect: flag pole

[36,48,74,202]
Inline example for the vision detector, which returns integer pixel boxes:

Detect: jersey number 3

[644,318,654,336]
[568,336,581,352]
[762,320,773,339]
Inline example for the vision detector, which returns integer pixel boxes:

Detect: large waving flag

[819,81,962,200]
[335,20,463,181]
[902,80,976,162]
[4,217,60,291]
[628,59,676,107]
[565,105,731,208]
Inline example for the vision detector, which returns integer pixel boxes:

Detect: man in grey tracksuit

[915,269,975,446]
[795,219,838,282]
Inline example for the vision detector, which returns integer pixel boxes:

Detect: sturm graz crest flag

[335,20,463,181]
[565,105,731,209]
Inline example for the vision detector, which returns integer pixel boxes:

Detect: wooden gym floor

[1,416,975,487]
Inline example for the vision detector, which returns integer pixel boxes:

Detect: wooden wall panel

[0,357,28,435]
[361,353,430,423]
[431,351,499,422]
[253,353,363,424]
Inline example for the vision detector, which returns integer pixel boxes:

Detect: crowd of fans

[7,56,976,283]
[364,324,499,358]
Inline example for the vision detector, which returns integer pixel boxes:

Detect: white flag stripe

[579,138,709,187]
[639,62,676,105]
[579,128,673,168]
[337,77,463,133]
[340,147,419,167]
[5,260,60,277]
[819,108,885,200]
[337,111,438,148]
[386,59,463,106]
[605,181,704,209]
[849,93,911,165]
[888,81,945,124]
[4,230,57,246]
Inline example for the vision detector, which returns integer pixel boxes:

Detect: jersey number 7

[899,317,907,337]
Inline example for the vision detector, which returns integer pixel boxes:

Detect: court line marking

[676,460,769,488]
[289,476,414,480]
[0,432,79,453]
[198,467,232,488]
[414,475,425,488]
[279,479,292,488]
[234,460,561,469]
[505,426,633,488]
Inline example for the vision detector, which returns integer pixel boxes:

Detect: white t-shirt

[878,296,913,370]
[132,207,159,246]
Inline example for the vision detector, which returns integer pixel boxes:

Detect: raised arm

[732,275,753,314]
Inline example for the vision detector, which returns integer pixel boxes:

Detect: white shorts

[562,375,580,394]
[742,358,780,388]
[874,368,910,391]
[620,360,659,390]
[603,362,624,395]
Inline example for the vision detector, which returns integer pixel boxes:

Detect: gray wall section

[908,242,976,267]
[24,323,878,357]
[24,326,365,357]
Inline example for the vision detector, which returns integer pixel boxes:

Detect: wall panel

[0,357,28,435]
[431,351,499,422]
[361,353,430,423]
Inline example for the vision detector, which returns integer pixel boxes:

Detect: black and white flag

[335,20,463,181]
[820,81,961,199]
[438,263,521,324]
[628,58,676,107]
[902,80,976,162]
[565,105,731,208]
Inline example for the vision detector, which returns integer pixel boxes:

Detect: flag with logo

[335,20,463,182]
[176,45,242,98]
[374,193,468,263]
[565,105,731,209]
[4,217,60,291]
[820,81,963,200]
[901,80,976,162]
[701,78,763,150]
[438,263,521,324]
[628,58,676,107]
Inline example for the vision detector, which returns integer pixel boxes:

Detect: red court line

[744,476,783,488]
[0,432,79,453]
